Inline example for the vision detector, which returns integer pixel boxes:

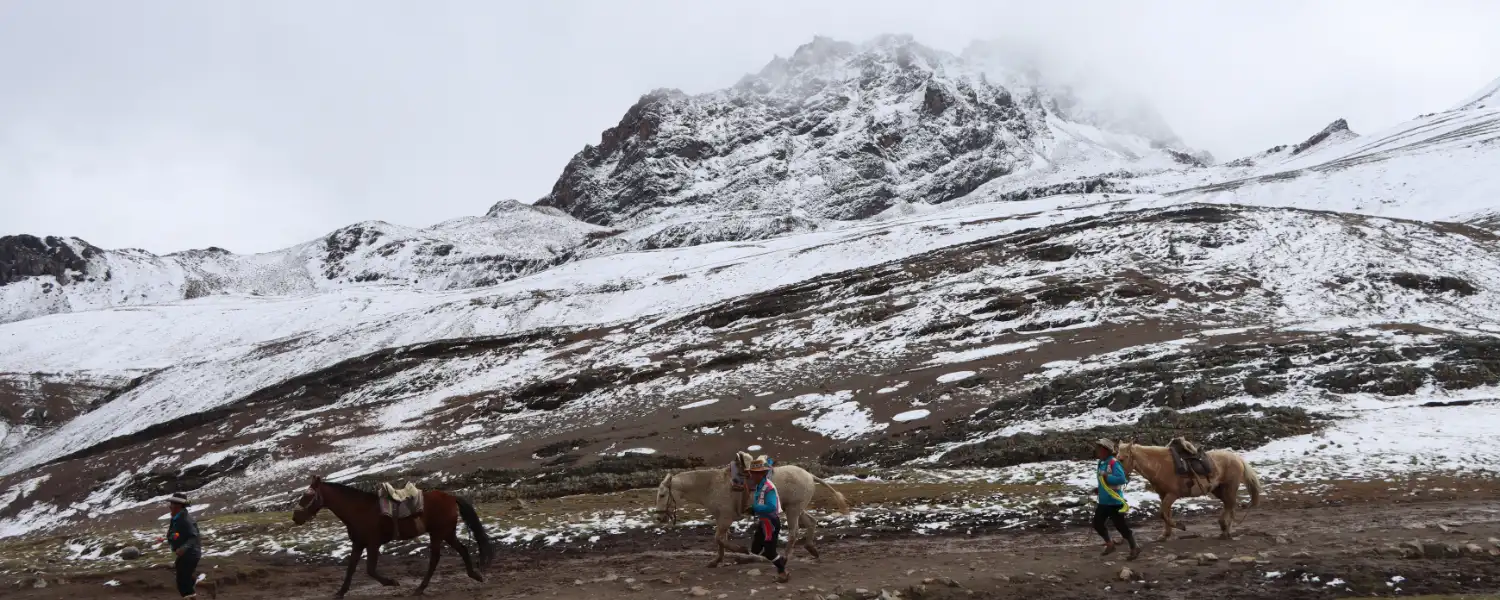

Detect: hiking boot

[1127,546,1142,561]
[1101,541,1117,556]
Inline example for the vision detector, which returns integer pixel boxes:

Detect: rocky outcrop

[0,235,102,287]
[536,35,1041,230]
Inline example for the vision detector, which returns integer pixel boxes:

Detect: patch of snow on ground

[1246,400,1500,481]
[935,371,977,384]
[892,409,931,423]
[678,398,719,409]
[924,340,1045,366]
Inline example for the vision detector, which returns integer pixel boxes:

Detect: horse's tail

[813,476,851,514]
[455,495,495,569]
[1243,459,1263,508]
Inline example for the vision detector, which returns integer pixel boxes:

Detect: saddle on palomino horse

[1168,437,1214,479]
[378,481,426,537]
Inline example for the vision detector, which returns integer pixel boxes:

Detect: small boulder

[1196,553,1219,565]
[1466,543,1487,555]
[745,569,761,577]
[688,586,709,597]
[119,546,142,560]
[1422,541,1462,558]
[1229,556,1257,565]
[1118,568,1133,581]
[626,583,645,592]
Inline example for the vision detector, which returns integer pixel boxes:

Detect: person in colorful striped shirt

[1093,439,1141,560]
[745,455,790,582]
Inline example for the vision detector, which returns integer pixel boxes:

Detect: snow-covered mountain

[535,35,1209,239]
[2,34,1500,539]
[0,200,615,324]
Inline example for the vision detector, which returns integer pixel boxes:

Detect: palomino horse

[291,476,495,597]
[655,464,850,568]
[1114,442,1264,540]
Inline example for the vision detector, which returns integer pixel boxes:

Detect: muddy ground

[10,478,1500,600]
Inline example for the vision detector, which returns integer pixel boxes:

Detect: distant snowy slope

[0,200,614,324]
[1159,86,1500,221]
[1454,75,1500,111]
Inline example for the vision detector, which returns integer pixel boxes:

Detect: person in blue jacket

[165,492,203,598]
[1093,439,1140,560]
[745,455,790,582]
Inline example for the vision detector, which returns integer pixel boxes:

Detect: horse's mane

[322,480,378,500]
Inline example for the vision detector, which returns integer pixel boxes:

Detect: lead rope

[664,473,678,525]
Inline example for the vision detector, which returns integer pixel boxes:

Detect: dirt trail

[13,497,1500,600]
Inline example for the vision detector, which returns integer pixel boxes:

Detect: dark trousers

[751,516,788,573]
[174,548,200,597]
[1092,504,1136,548]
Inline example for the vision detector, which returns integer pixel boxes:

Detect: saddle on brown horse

[378,481,426,536]
[1168,438,1214,478]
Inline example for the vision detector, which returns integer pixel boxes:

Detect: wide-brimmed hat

[166,493,191,506]
[746,455,772,472]
[1095,438,1118,453]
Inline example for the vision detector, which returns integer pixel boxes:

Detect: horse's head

[291,475,325,525]
[654,473,678,525]
[1114,439,1138,474]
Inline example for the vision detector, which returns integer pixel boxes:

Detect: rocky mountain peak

[535,35,1045,232]
[1292,118,1356,155]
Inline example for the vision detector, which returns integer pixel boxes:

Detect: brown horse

[1114,442,1263,540]
[291,476,494,597]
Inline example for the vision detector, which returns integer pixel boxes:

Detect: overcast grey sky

[3,0,1498,254]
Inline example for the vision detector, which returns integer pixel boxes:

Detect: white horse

[655,464,849,568]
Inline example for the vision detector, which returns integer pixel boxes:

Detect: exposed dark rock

[1292,119,1352,155]
[0,235,101,286]
[1382,272,1478,296]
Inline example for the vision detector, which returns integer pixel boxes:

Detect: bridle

[292,484,323,523]
[655,473,679,525]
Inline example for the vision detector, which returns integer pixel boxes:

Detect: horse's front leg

[707,521,730,568]
[414,538,442,595]
[1158,493,1179,542]
[366,545,399,587]
[335,543,365,598]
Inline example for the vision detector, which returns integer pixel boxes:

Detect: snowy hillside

[2,34,1500,539]
[1160,95,1500,220]
[0,200,615,324]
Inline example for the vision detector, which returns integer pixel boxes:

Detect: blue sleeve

[755,487,779,514]
[1105,460,1128,486]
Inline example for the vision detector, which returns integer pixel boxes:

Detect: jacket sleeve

[1104,459,1128,487]
[170,514,201,551]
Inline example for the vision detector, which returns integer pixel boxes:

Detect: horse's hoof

[706,562,721,569]
[468,572,484,583]
[381,579,400,587]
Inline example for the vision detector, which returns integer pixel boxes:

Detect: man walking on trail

[166,492,203,599]
[1093,439,1141,560]
[746,455,790,582]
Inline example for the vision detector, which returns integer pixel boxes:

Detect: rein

[657,473,679,525]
